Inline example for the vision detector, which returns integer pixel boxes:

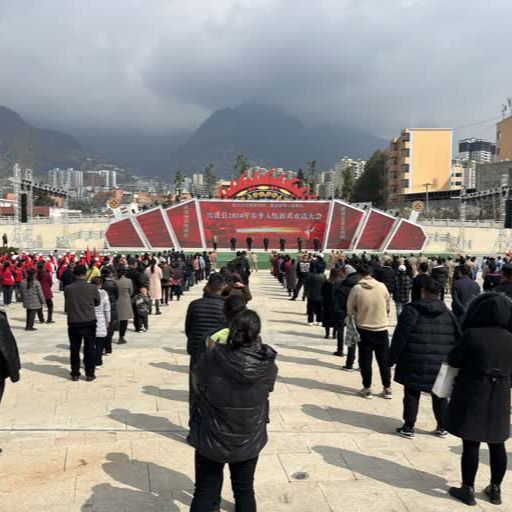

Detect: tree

[334,186,341,199]
[297,168,305,187]
[34,192,56,207]
[307,159,318,190]
[352,150,386,206]
[341,166,355,201]
[233,153,250,176]
[204,162,217,198]
[174,171,185,202]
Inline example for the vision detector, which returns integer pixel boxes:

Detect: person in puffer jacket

[389,278,460,439]
[188,309,278,512]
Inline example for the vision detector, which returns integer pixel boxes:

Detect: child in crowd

[91,277,111,367]
[134,287,151,333]
[208,294,247,348]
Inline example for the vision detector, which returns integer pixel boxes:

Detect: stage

[105,199,428,253]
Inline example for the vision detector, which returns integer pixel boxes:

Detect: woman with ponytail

[189,310,278,512]
[144,258,163,315]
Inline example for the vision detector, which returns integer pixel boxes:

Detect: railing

[420,219,502,228]
[0,215,111,225]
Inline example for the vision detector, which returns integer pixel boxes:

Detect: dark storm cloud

[0,0,510,138]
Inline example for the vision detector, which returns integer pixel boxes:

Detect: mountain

[0,106,86,176]
[170,103,387,175]
[77,131,189,176]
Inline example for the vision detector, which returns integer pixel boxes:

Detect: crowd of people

[2,245,512,508]
[270,249,512,507]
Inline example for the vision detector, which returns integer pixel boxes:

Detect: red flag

[86,246,91,264]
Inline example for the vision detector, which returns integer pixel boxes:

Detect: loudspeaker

[505,199,512,229]
[21,193,28,223]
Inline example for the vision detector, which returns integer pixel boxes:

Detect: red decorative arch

[220,169,317,200]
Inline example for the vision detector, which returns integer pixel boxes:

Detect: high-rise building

[334,157,366,180]
[458,138,496,163]
[48,168,83,193]
[384,128,452,206]
[98,169,117,188]
[497,115,512,161]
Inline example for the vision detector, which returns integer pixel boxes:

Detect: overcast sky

[0,0,510,139]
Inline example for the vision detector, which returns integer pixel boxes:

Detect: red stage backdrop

[106,201,428,252]
[325,201,365,250]
[200,200,330,249]
[165,200,204,249]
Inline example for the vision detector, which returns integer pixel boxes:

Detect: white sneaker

[360,388,373,399]
[308,322,314,326]
[382,388,393,400]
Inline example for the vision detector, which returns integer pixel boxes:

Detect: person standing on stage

[263,238,270,251]
[212,234,218,251]
[230,236,237,252]
[297,237,303,252]
[246,236,253,251]
[280,237,286,252]
[313,237,321,252]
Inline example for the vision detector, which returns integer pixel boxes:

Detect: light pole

[424,183,432,213]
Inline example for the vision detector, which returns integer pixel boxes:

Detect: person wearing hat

[393,264,412,321]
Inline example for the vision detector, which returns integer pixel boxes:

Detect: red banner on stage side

[166,201,203,249]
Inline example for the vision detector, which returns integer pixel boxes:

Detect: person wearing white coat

[145,259,163,315]
[92,278,111,368]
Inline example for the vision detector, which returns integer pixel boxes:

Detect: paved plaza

[0,271,509,511]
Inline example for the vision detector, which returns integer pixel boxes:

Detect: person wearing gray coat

[115,268,134,344]
[20,269,45,331]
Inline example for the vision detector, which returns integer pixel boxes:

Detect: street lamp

[424,183,432,213]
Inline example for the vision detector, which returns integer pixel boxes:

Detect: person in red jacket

[1,262,15,306]
[14,263,25,303]
[36,262,54,323]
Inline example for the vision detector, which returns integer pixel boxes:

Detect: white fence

[0,215,111,225]
[419,219,502,228]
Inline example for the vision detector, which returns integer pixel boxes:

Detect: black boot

[449,485,477,506]
[484,484,502,505]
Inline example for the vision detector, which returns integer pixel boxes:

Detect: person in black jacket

[494,264,512,298]
[376,257,395,294]
[321,269,339,339]
[411,261,430,301]
[393,265,412,321]
[430,258,448,300]
[0,309,20,454]
[452,264,481,322]
[305,265,326,325]
[188,310,277,512]
[185,273,227,413]
[64,265,101,382]
[389,278,460,439]
[332,269,359,366]
[482,261,501,292]
[448,293,512,507]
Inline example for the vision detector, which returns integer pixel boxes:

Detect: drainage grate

[291,472,309,480]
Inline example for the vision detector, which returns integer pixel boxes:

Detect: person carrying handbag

[389,278,460,439]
